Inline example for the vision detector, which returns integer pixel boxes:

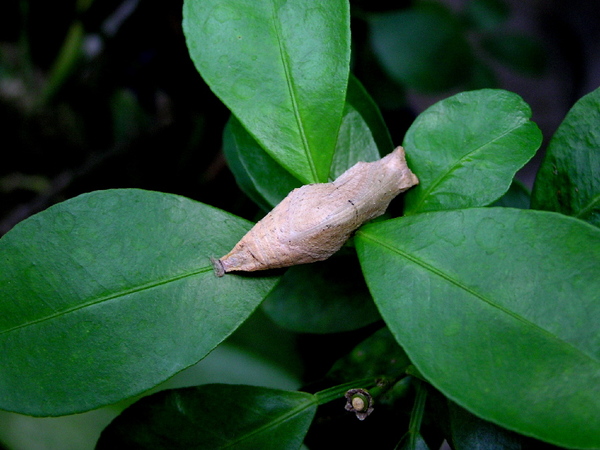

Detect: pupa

[213,146,419,276]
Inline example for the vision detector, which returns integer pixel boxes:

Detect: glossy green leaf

[0,189,279,416]
[0,342,301,450]
[330,75,393,178]
[356,208,600,448]
[369,3,473,92]
[403,89,542,214]
[532,87,600,227]
[223,117,301,212]
[96,385,317,449]
[481,32,546,77]
[223,75,392,209]
[262,253,380,334]
[329,106,380,179]
[183,0,350,184]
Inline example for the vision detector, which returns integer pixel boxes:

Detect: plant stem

[313,377,378,405]
[403,378,428,449]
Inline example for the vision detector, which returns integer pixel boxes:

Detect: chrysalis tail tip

[210,257,226,277]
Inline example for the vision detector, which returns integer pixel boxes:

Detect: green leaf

[329,109,380,179]
[330,75,393,178]
[481,32,546,77]
[356,208,600,448]
[403,89,542,215]
[183,0,350,184]
[262,253,381,334]
[223,117,301,212]
[0,189,279,416]
[532,87,600,227]
[96,385,317,449]
[369,3,473,92]
[223,75,392,210]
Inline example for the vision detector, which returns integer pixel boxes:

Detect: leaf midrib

[410,123,526,213]
[358,230,600,365]
[575,192,600,220]
[0,266,214,336]
[269,0,318,182]
[222,396,316,448]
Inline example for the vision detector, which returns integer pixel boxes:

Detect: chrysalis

[213,146,418,276]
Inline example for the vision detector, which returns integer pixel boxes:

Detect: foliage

[1,0,599,448]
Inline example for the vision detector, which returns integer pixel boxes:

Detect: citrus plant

[1,0,599,448]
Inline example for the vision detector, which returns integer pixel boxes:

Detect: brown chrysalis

[213,146,418,276]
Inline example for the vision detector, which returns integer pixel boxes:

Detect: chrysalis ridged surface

[214,146,418,276]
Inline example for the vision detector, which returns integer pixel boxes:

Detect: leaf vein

[359,231,600,364]
[411,124,524,213]
[0,266,214,336]
[269,0,317,182]
[575,192,600,219]
[222,398,315,448]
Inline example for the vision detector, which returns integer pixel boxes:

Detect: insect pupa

[213,146,418,276]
